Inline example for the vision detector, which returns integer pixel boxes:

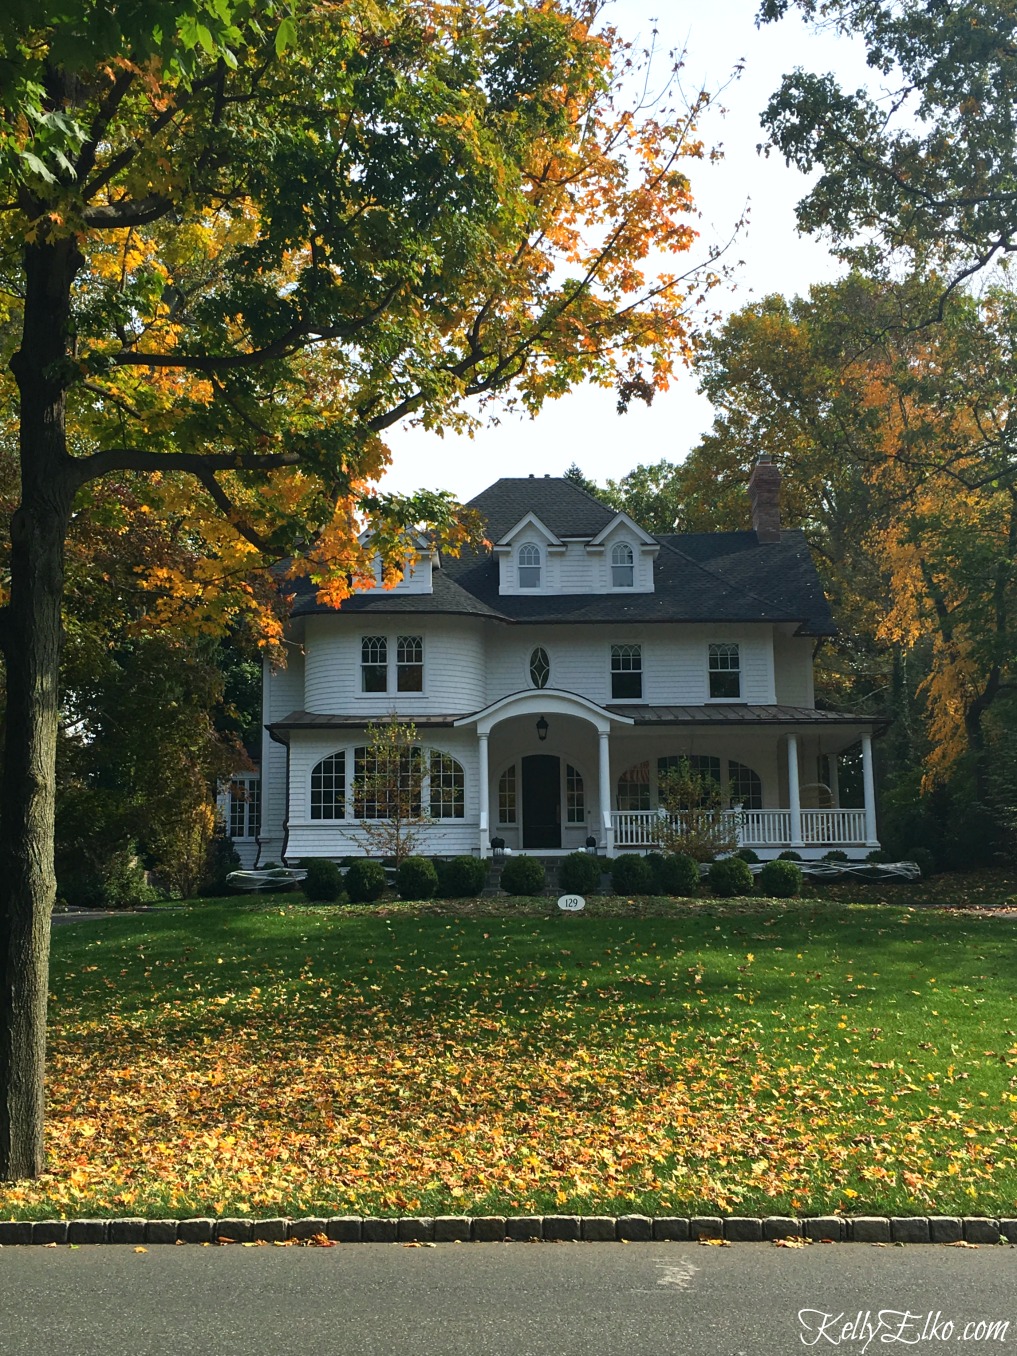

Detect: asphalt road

[0,1242,1013,1356]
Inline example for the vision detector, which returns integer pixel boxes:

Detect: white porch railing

[611,808,868,849]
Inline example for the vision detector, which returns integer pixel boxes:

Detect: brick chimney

[748,453,781,543]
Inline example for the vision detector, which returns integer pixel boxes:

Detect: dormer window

[518,542,541,588]
[611,542,634,588]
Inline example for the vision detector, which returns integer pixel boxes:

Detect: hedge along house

[242,462,883,866]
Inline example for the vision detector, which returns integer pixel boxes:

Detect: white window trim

[517,541,543,591]
[610,541,636,590]
[312,744,465,821]
[354,633,428,699]
[706,641,743,703]
[609,642,644,702]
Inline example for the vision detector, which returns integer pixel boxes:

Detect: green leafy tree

[759,0,1017,283]
[0,0,723,1178]
[656,759,736,862]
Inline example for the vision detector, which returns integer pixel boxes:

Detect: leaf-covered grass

[4,887,1017,1220]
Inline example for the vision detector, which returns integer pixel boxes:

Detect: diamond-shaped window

[529,647,550,689]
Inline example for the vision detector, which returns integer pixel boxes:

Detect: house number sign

[557,894,585,912]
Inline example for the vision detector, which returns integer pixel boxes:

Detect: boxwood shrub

[609,854,653,895]
[300,858,343,903]
[396,855,438,901]
[500,854,546,896]
[436,855,488,899]
[777,849,803,861]
[557,851,601,894]
[344,858,387,903]
[652,852,701,896]
[735,847,760,863]
[758,858,803,898]
[707,856,754,897]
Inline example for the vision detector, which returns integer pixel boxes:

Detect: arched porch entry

[454,691,633,856]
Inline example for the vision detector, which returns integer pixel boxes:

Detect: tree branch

[194,469,275,552]
[76,446,301,483]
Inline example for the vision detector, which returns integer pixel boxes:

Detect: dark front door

[522,754,561,849]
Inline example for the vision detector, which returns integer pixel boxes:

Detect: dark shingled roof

[469,475,617,541]
[286,478,837,635]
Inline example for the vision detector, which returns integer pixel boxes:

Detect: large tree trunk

[0,236,81,1181]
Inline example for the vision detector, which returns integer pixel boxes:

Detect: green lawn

[4,883,1017,1221]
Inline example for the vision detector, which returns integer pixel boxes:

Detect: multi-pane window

[361,636,388,692]
[397,635,423,692]
[728,760,762,810]
[657,754,721,785]
[610,643,642,699]
[611,542,634,588]
[310,753,345,820]
[518,542,541,588]
[529,646,550,689]
[616,761,651,811]
[429,752,465,819]
[566,764,585,823]
[498,766,517,823]
[353,745,422,819]
[708,642,741,699]
[228,777,260,838]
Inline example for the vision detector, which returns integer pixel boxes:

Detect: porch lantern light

[491,836,506,859]
[536,715,549,742]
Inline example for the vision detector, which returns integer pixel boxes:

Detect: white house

[227,459,882,865]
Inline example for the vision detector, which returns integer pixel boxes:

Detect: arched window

[353,744,422,819]
[429,752,465,819]
[310,752,345,820]
[498,766,517,823]
[518,542,541,589]
[616,761,651,812]
[611,542,635,587]
[566,764,585,823]
[728,760,762,810]
[529,646,550,688]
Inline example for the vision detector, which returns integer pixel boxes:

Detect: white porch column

[478,732,490,856]
[787,733,803,847]
[599,729,614,855]
[827,752,840,807]
[861,732,878,845]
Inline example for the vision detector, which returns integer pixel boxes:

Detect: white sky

[380,0,872,501]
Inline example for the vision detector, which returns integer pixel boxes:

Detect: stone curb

[0,1215,1014,1246]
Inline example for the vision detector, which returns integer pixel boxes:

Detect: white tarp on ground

[226,868,307,892]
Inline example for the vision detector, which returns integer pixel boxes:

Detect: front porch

[613,806,869,854]
[458,690,881,861]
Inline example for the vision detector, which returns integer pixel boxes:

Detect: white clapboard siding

[773,632,814,706]
[302,616,487,715]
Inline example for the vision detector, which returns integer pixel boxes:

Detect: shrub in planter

[758,858,803,898]
[300,858,343,903]
[397,855,438,900]
[652,852,700,896]
[735,847,760,863]
[707,856,754,897]
[500,854,546,896]
[822,849,849,863]
[777,849,803,861]
[344,858,387,903]
[558,851,601,894]
[437,855,488,899]
[609,853,653,895]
